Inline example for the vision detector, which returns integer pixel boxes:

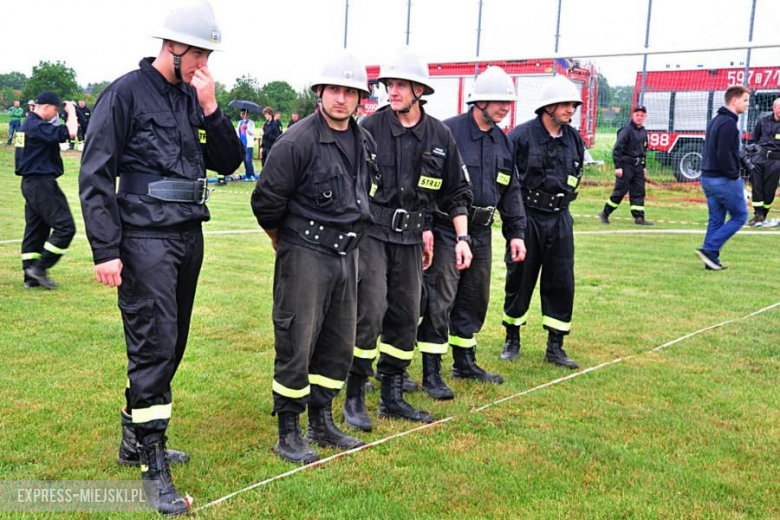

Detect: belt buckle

[553,193,565,212]
[391,208,408,232]
[337,232,358,255]
[196,178,210,205]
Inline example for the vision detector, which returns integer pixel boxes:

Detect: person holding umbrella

[237,108,257,180]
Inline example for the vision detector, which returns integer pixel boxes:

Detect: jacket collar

[467,108,497,142]
[140,58,188,96]
[386,105,427,140]
[717,106,739,121]
[531,115,569,146]
[316,111,364,146]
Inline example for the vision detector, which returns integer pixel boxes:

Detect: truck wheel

[673,144,703,182]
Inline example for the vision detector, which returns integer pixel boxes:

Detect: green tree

[0,71,28,91]
[293,86,317,118]
[22,61,79,103]
[226,75,263,119]
[259,81,297,117]
[86,81,111,101]
[1,87,17,106]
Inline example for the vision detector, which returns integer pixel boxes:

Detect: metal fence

[338,0,780,183]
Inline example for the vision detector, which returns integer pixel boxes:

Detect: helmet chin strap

[398,82,422,114]
[545,104,567,126]
[475,102,494,128]
[169,45,192,81]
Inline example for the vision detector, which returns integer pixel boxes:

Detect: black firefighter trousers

[604,164,647,218]
[20,176,76,279]
[351,236,423,379]
[751,159,780,217]
[417,226,491,354]
[118,224,203,442]
[271,232,358,415]
[503,209,575,335]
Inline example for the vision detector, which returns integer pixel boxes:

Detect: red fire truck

[634,66,780,181]
[365,58,599,147]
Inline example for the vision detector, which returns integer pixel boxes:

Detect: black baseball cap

[633,105,647,113]
[35,91,61,106]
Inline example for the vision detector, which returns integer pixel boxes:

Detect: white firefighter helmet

[152,0,222,51]
[467,66,517,103]
[310,51,370,96]
[378,48,434,95]
[535,75,582,114]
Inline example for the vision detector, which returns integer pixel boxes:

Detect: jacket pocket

[133,112,180,171]
[118,297,159,361]
[418,153,444,191]
[310,163,345,208]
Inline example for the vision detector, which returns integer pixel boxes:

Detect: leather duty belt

[469,205,496,227]
[282,214,360,256]
[370,202,425,232]
[763,149,780,160]
[621,156,646,167]
[522,189,576,212]
[119,173,211,204]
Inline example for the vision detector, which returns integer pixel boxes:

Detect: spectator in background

[25,100,35,119]
[237,108,257,180]
[7,100,24,145]
[76,100,91,143]
[695,85,750,271]
[261,106,282,165]
[355,104,367,124]
[288,111,299,128]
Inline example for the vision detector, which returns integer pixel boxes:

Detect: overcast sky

[3,0,780,91]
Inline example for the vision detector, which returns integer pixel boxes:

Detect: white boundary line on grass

[1,228,778,246]
[194,301,780,514]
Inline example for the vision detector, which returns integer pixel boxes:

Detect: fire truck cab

[634,66,780,182]
[365,58,599,148]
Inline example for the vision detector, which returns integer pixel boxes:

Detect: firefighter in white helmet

[252,50,379,464]
[79,0,243,514]
[501,74,584,369]
[416,66,527,400]
[342,48,473,432]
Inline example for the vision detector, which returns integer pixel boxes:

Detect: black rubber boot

[634,216,654,226]
[343,374,373,432]
[305,403,365,449]
[24,265,57,289]
[421,353,454,400]
[452,347,504,384]
[138,436,191,516]
[118,409,190,466]
[544,332,579,369]
[376,371,420,392]
[501,325,521,361]
[598,209,610,224]
[378,373,434,423]
[273,412,319,465]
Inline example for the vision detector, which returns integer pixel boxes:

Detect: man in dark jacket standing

[76,100,91,143]
[342,48,473,432]
[502,75,585,369]
[748,97,780,226]
[78,1,243,514]
[252,51,376,465]
[15,92,78,289]
[695,85,750,270]
[600,105,653,225]
[261,107,282,164]
[416,66,526,400]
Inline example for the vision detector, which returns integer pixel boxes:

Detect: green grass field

[0,144,778,518]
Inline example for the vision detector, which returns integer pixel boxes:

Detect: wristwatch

[457,235,472,246]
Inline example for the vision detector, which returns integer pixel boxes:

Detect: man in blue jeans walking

[696,85,750,271]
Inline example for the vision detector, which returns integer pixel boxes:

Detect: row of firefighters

[14,0,780,514]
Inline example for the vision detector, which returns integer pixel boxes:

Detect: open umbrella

[228,99,264,113]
